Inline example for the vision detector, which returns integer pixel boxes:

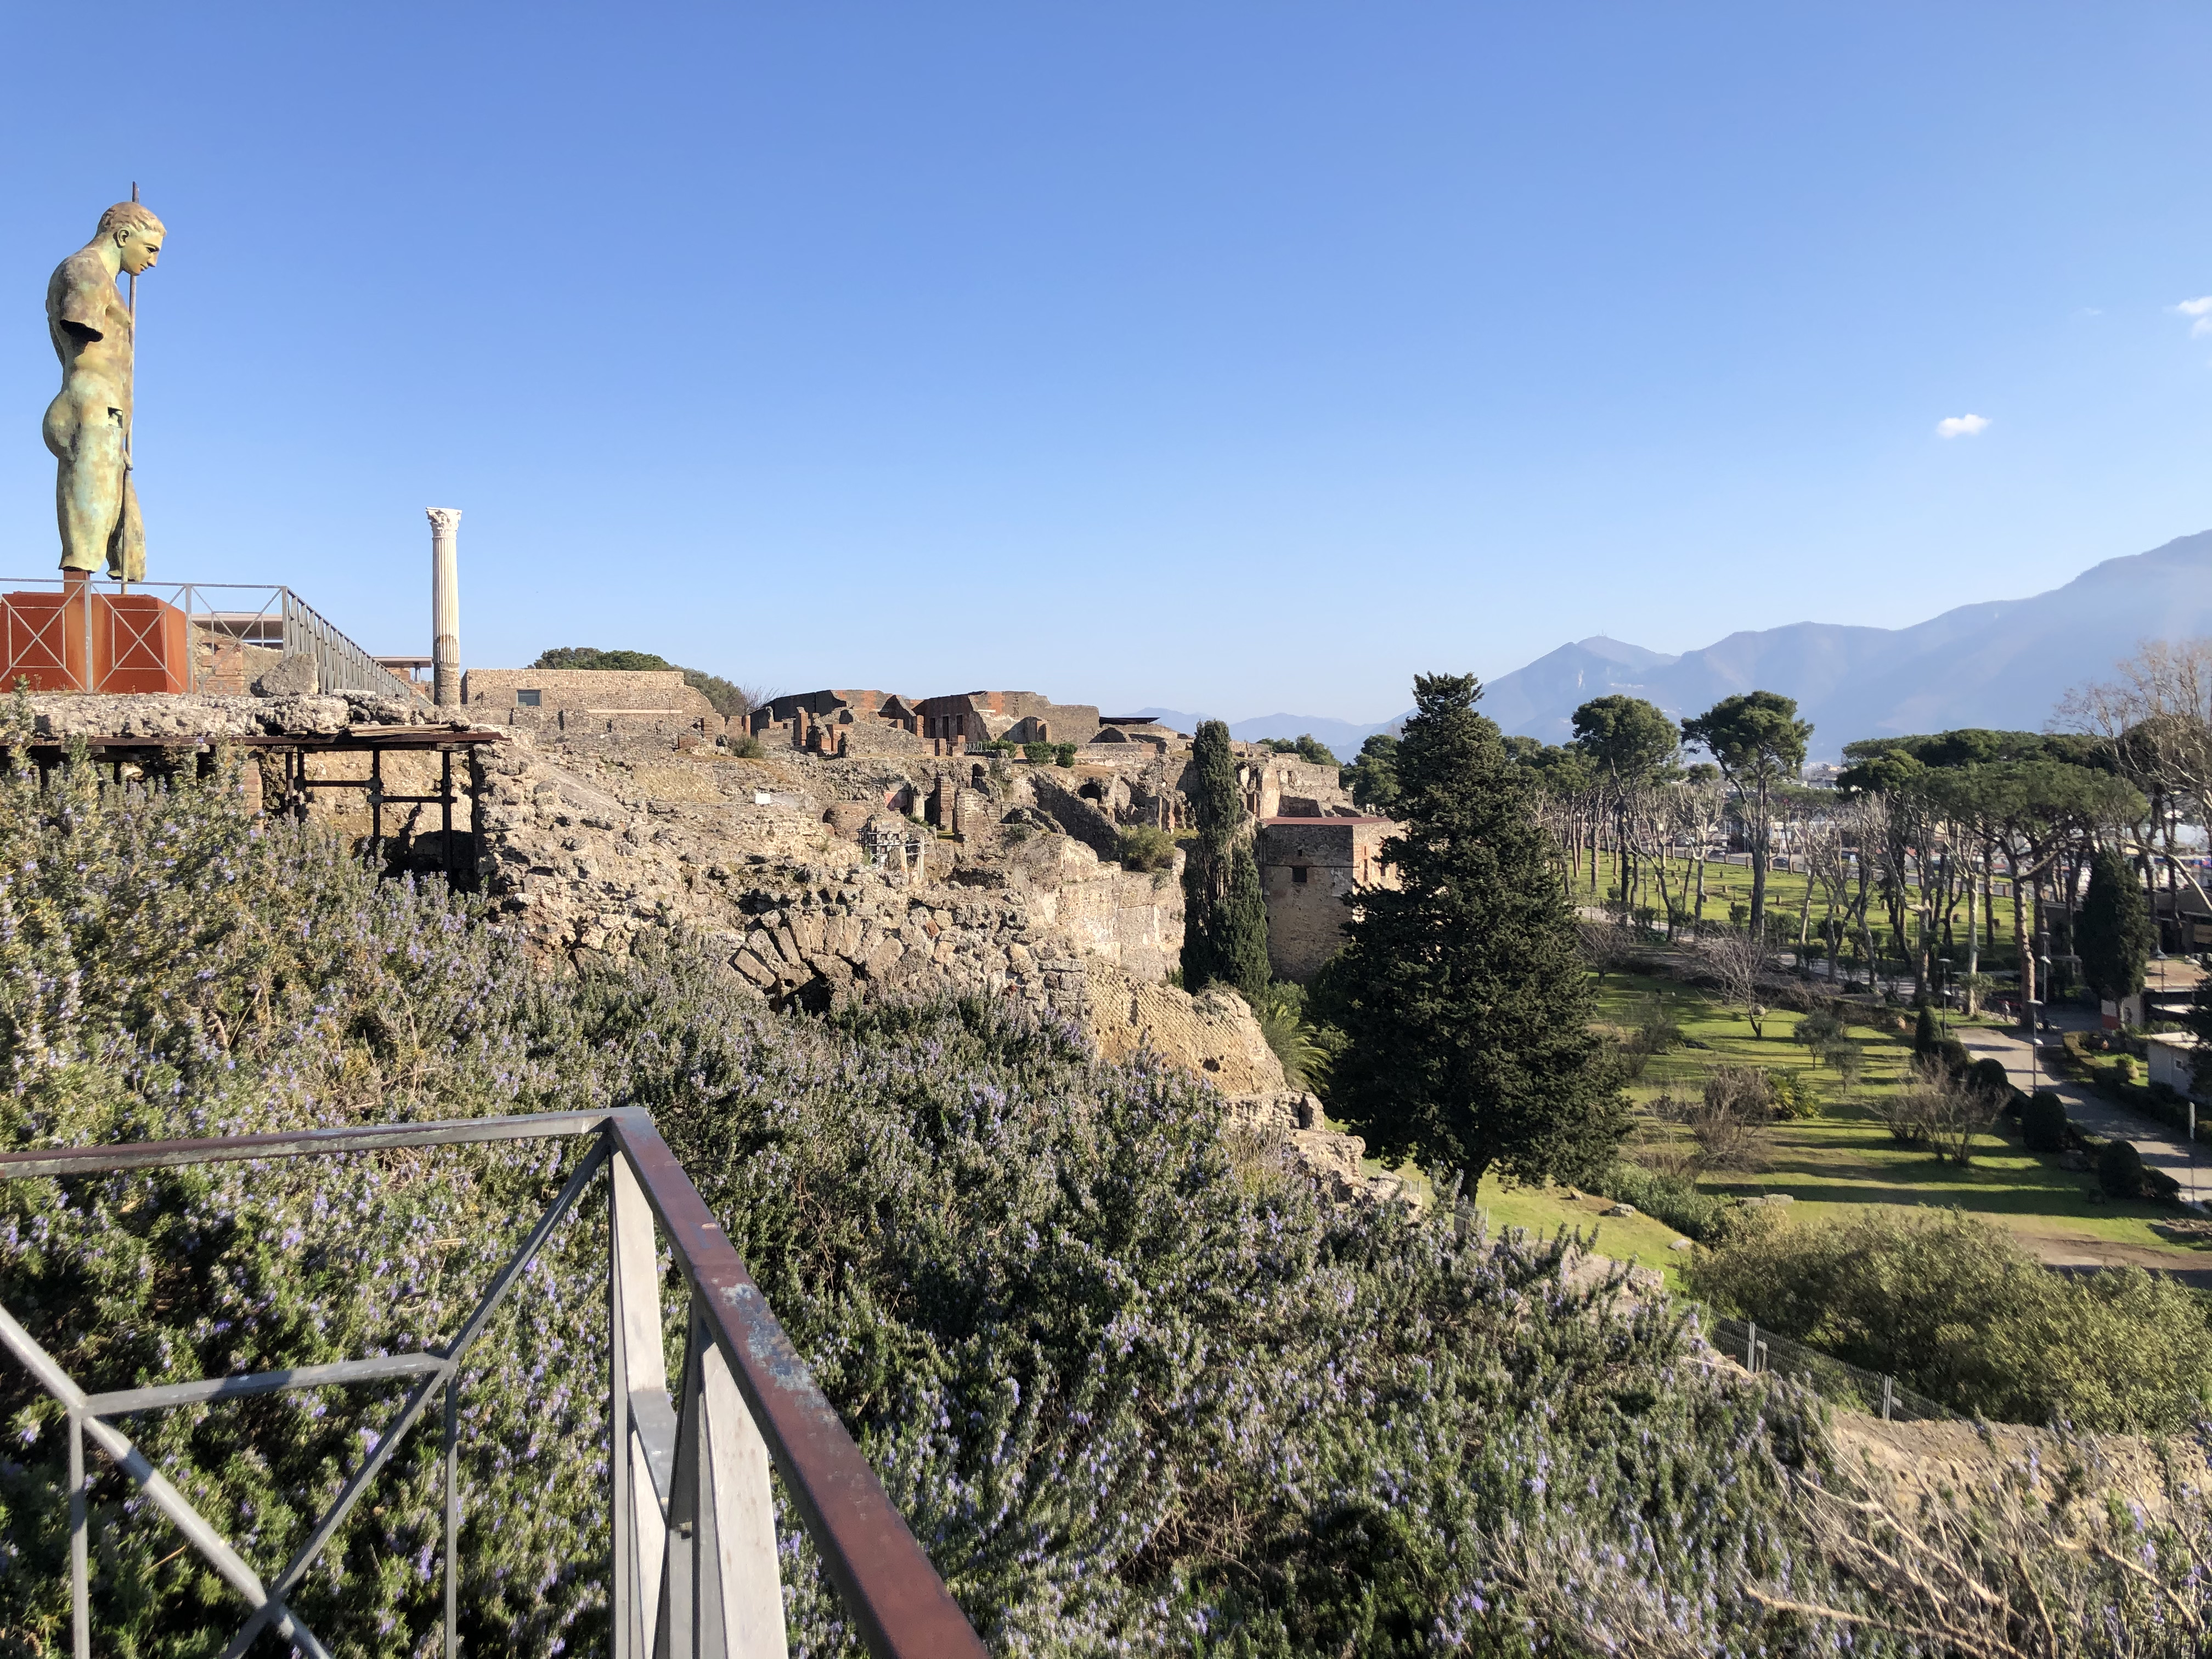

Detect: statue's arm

[48,256,111,342]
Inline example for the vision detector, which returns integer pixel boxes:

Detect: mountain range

[1145,529,2212,761]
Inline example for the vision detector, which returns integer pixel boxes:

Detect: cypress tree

[2078,844,2151,1009]
[1181,720,1271,1000]
[1314,674,1627,1188]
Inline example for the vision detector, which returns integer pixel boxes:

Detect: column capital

[426,507,462,534]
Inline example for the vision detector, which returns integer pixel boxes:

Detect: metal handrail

[0,1108,987,1659]
[1,579,415,699]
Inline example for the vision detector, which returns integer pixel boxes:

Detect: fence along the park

[1707,1314,1960,1424]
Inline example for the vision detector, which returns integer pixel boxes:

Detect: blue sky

[3,3,2208,724]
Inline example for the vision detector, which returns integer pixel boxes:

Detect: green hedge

[1584,1161,1733,1240]
[1688,1206,2212,1430]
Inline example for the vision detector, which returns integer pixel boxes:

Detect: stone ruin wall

[17,692,1381,1110]
[19,690,1430,1195]
[1257,817,1396,983]
[461,721,1301,1086]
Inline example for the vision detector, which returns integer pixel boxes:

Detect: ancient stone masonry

[1220,1089,1390,1205]
[1256,814,1398,982]
[748,689,935,757]
[742,689,1110,758]
[18,669,1401,1108]
[1233,747,1361,822]
[461,668,718,743]
[912,691,1103,747]
[1094,716,1182,748]
[454,676,1397,1003]
[469,731,1194,1023]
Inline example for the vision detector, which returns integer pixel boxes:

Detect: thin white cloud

[1936,414,1990,439]
[2179,297,2212,338]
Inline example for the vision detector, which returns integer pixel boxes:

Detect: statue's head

[96,202,165,275]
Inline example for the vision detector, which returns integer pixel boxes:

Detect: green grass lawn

[1591,970,2203,1264]
[1470,1176,1700,1290]
[1332,961,2209,1288]
[1342,1155,1702,1290]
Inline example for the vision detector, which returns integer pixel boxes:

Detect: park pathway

[1953,1024,2209,1209]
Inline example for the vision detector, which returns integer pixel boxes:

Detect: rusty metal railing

[0,1109,988,1659]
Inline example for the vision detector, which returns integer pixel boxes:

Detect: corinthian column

[428,508,462,707]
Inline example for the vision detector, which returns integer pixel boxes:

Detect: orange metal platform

[2,579,189,694]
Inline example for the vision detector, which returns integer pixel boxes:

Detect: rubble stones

[1221,1090,1372,1203]
[469,734,1260,1075]
[24,691,478,741]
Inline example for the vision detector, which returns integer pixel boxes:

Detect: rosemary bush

[0,754,2208,1656]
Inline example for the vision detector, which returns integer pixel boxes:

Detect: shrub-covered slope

[0,754,2205,1656]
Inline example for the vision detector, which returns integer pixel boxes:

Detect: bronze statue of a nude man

[44,201,164,580]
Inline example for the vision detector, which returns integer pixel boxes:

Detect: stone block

[251,653,319,696]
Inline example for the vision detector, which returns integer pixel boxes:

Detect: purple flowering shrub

[2,753,2209,1655]
[0,753,609,1655]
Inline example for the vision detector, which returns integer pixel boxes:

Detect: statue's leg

[109,469,145,582]
[50,408,125,575]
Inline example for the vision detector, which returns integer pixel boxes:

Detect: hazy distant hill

[1481,529,2212,757]
[1132,531,2212,761]
[1127,707,1394,757]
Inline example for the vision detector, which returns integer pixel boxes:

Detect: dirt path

[2006,1224,2212,1285]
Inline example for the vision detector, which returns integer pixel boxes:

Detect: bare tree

[1699,930,1773,1037]
[2055,637,2212,811]
[1670,774,1728,936]
[1670,1067,1775,1172]
[2053,639,2212,941]
[1880,1054,1997,1165]
[1798,813,1855,981]
[1577,915,1640,983]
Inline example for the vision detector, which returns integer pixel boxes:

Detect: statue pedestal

[2,576,190,694]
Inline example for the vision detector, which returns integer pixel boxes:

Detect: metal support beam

[444,1375,460,1659]
[84,1352,447,1417]
[0,1109,612,1181]
[68,1410,87,1659]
